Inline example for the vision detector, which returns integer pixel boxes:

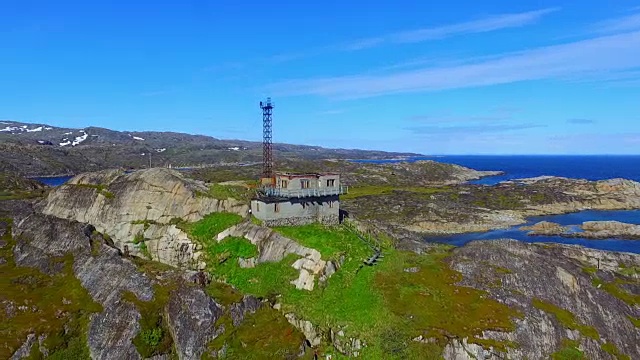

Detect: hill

[0,120,420,176]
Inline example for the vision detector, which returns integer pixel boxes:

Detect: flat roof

[275,172,339,178]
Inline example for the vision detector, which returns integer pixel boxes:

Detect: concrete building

[251,172,348,226]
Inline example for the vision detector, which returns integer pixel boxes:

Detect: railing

[260,185,348,198]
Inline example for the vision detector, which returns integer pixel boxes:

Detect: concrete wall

[276,174,340,191]
[251,195,340,226]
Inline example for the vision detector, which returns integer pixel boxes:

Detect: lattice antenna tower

[260,97,274,179]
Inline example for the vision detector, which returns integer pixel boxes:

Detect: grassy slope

[182,219,523,358]
[0,219,103,359]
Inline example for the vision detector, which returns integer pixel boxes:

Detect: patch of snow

[0,126,19,132]
[133,136,145,141]
[37,140,45,144]
[228,147,240,151]
[44,127,53,130]
[156,148,166,153]
[60,141,71,147]
[63,132,72,135]
[141,153,145,156]
[21,125,27,128]
[72,131,88,146]
[26,126,43,132]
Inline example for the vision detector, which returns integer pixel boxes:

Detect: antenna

[260,97,274,179]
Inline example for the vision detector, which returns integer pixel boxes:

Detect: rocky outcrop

[447,240,640,359]
[218,222,331,290]
[521,221,569,235]
[10,334,37,360]
[89,301,142,360]
[39,168,249,268]
[580,221,640,239]
[165,285,224,360]
[284,313,323,347]
[523,220,640,239]
[12,213,154,359]
[229,296,263,327]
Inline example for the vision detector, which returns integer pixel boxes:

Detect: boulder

[165,285,224,360]
[521,221,569,236]
[39,168,249,268]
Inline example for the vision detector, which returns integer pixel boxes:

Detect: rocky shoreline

[344,176,640,238]
[523,220,640,240]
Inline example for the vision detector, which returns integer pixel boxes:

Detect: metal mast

[260,97,274,179]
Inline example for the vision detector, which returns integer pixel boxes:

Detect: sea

[355,155,640,185]
[356,155,640,253]
[34,155,640,253]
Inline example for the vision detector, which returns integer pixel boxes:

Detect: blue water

[357,155,640,185]
[354,155,640,253]
[34,176,74,186]
[426,210,640,253]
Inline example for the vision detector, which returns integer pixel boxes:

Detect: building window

[326,179,335,187]
[329,201,334,208]
[301,179,310,189]
[275,203,280,213]
[256,202,260,212]
[282,180,288,188]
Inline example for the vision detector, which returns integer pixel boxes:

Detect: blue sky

[1,1,640,154]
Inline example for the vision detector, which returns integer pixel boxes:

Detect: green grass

[250,216,263,226]
[138,242,151,260]
[0,190,45,201]
[205,281,244,306]
[204,307,307,359]
[592,278,640,307]
[273,225,521,358]
[472,193,524,210]
[532,298,600,340]
[197,183,254,202]
[131,219,159,231]
[550,339,584,359]
[132,231,151,259]
[73,183,114,199]
[617,265,640,277]
[133,231,145,244]
[198,234,297,298]
[122,284,175,358]
[179,212,244,242]
[601,342,631,360]
[275,223,372,260]
[0,220,103,359]
[341,186,448,200]
[374,250,521,352]
[629,316,640,328]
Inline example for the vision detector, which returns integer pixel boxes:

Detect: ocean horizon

[356,155,640,185]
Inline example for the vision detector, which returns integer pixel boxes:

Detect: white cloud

[266,31,640,99]
[365,8,559,46]
[213,8,559,70]
[594,11,640,34]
